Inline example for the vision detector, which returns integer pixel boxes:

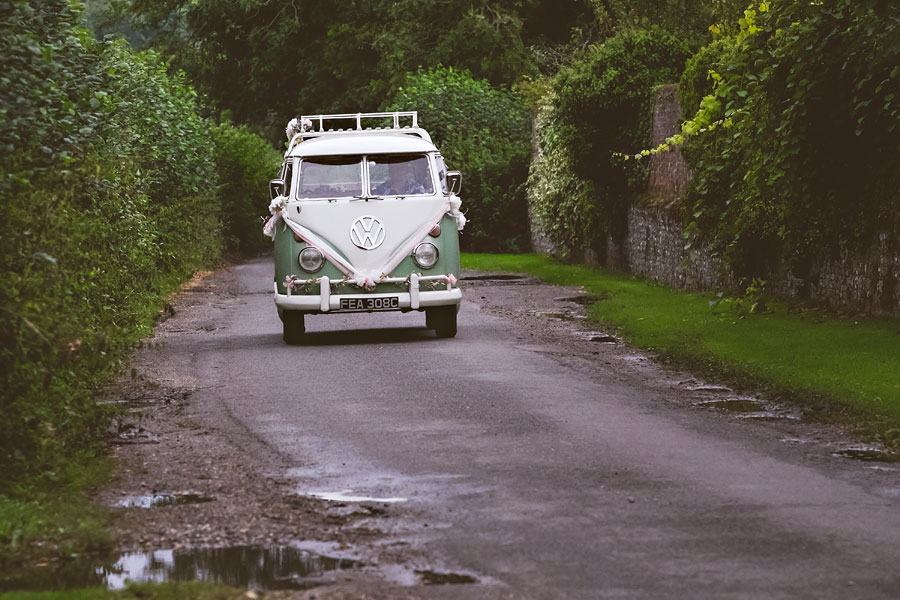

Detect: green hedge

[383,67,532,252]
[210,123,283,255]
[0,1,277,494]
[678,1,900,276]
[529,29,692,257]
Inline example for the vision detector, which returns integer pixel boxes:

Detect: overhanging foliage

[678,0,900,275]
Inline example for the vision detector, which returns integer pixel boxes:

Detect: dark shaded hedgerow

[529,29,693,257]
[0,1,277,498]
[210,123,283,255]
[678,1,900,276]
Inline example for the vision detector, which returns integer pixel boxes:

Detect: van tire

[428,305,457,338]
[283,311,306,344]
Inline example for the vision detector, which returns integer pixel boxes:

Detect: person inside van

[374,161,425,195]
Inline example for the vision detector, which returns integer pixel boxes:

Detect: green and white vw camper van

[264,112,465,344]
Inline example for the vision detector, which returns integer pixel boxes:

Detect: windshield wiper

[352,194,384,202]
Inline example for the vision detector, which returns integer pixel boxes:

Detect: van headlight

[298,247,325,272]
[412,242,439,269]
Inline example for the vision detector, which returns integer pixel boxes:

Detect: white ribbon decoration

[263,196,289,240]
[449,195,466,231]
[265,199,463,290]
[263,212,281,240]
[371,201,451,285]
[281,216,356,277]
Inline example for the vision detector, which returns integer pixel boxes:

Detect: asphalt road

[156,256,900,599]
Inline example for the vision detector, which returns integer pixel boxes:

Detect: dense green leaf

[678,0,900,275]
[529,29,693,257]
[383,67,531,252]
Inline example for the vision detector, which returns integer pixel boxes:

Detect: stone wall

[615,203,899,315]
[617,204,732,292]
[528,112,559,255]
[528,85,900,316]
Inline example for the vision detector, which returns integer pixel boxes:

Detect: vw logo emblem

[349,216,385,250]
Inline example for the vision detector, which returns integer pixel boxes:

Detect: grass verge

[0,582,245,600]
[462,253,900,446]
[0,455,113,569]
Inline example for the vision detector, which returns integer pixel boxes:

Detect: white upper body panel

[284,197,447,272]
[288,132,437,159]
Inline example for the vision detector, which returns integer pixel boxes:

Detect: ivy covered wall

[526,2,900,316]
[530,85,900,316]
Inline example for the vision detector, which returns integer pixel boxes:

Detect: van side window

[282,161,293,197]
[435,155,448,193]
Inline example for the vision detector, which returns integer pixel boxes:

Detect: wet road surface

[107,257,900,598]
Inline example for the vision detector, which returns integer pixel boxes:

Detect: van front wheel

[427,305,457,338]
[283,311,306,344]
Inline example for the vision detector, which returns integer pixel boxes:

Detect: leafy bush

[118,0,545,134]
[679,1,900,276]
[383,67,532,252]
[209,123,283,255]
[0,0,104,192]
[0,3,249,495]
[530,29,692,257]
[527,98,600,259]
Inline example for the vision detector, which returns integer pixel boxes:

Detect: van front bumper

[274,274,461,313]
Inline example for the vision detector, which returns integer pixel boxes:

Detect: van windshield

[297,157,363,199]
[368,154,434,196]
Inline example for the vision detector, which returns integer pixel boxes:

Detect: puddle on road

[697,399,767,412]
[380,565,480,587]
[416,570,478,585]
[460,274,527,282]
[116,491,216,508]
[102,388,191,408]
[533,311,568,319]
[621,354,648,363]
[533,311,587,321]
[303,490,408,503]
[695,398,799,420]
[554,294,607,306]
[685,384,733,393]
[581,332,617,343]
[736,411,799,421]
[1,546,365,592]
[832,448,900,463]
[112,424,159,445]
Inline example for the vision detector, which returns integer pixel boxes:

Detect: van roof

[288,132,437,158]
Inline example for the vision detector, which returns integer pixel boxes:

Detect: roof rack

[284,112,434,154]
[288,111,432,146]
[302,111,419,132]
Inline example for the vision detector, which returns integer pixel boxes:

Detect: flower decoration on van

[283,272,457,295]
[263,195,289,240]
[284,274,304,292]
[448,196,466,231]
[269,196,287,214]
[285,117,314,140]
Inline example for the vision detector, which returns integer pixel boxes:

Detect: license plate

[339,297,400,311]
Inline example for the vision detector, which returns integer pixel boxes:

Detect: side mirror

[446,171,462,195]
[269,179,285,200]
